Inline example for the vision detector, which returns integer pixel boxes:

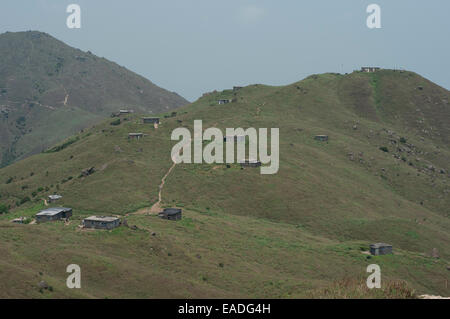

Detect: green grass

[0,69,448,298]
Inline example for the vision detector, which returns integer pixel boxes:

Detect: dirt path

[62,86,69,106]
[131,130,198,216]
[149,161,177,214]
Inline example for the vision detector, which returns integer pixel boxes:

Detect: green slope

[0,31,188,167]
[0,70,448,298]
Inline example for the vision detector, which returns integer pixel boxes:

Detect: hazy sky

[1,0,449,101]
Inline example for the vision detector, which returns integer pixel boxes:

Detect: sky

[1,0,449,101]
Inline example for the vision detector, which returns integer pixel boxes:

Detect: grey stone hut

[83,216,121,230]
[128,133,144,140]
[158,208,182,221]
[361,67,380,73]
[223,135,245,143]
[239,159,262,168]
[218,99,231,105]
[11,217,26,224]
[370,243,393,256]
[36,207,72,223]
[48,194,62,203]
[142,117,160,124]
[119,109,133,115]
[314,135,329,142]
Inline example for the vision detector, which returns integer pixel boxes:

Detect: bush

[379,146,389,153]
[400,137,407,144]
[0,203,8,214]
[19,196,30,205]
[110,118,121,126]
[5,177,13,184]
[44,136,80,153]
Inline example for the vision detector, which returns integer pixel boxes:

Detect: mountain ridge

[0,30,188,167]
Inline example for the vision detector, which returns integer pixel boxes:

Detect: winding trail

[131,129,199,216]
[63,94,69,106]
[62,86,69,106]
[149,161,177,214]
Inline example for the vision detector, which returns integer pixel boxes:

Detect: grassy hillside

[0,70,448,298]
[0,31,187,167]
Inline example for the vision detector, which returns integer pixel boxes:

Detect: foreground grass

[308,278,417,299]
[0,206,448,298]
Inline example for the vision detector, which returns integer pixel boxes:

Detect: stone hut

[361,67,381,73]
[239,159,262,168]
[128,133,144,140]
[36,207,72,223]
[48,194,62,203]
[119,110,133,115]
[218,99,232,105]
[11,217,26,224]
[314,135,329,142]
[83,216,121,230]
[223,135,245,143]
[370,243,393,256]
[158,208,182,221]
[142,117,160,124]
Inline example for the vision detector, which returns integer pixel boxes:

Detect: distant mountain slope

[0,31,187,167]
[0,70,448,298]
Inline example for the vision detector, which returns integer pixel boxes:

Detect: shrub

[110,118,121,126]
[19,196,30,205]
[400,137,407,144]
[0,203,8,214]
[379,146,389,153]
[44,136,80,153]
[6,177,13,184]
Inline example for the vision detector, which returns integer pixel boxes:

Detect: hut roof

[37,207,72,216]
[370,243,392,248]
[84,216,119,222]
[160,208,182,216]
